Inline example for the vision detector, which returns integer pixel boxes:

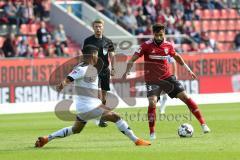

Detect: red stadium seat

[236,20,240,30]
[217,31,226,42]
[199,43,206,50]
[228,9,238,19]
[195,9,203,18]
[228,20,236,30]
[216,43,225,51]
[193,21,201,32]
[209,20,218,31]
[20,24,28,34]
[218,20,227,30]
[181,44,191,52]
[220,9,228,19]
[209,31,218,40]
[185,21,192,27]
[202,10,212,20]
[29,24,38,35]
[0,37,5,48]
[212,9,221,19]
[202,20,211,31]
[225,31,236,42]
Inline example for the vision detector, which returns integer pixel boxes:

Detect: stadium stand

[0,0,240,58]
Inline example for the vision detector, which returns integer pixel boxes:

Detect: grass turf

[0,103,240,160]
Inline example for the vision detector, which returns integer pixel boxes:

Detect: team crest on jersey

[103,47,108,55]
[164,48,169,54]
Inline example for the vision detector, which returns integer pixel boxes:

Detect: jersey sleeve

[133,43,145,57]
[107,40,115,52]
[169,44,176,57]
[67,67,84,80]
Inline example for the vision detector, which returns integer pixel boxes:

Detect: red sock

[185,98,205,125]
[148,105,156,134]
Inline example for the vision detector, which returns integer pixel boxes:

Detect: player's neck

[95,34,103,39]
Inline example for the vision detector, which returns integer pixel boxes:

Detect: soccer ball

[178,123,194,137]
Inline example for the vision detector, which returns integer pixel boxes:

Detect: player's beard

[154,38,163,45]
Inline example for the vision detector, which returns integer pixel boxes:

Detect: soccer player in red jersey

[122,23,210,140]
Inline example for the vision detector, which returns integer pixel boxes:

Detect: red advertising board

[0,53,240,103]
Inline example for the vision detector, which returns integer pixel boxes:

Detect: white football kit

[68,63,102,114]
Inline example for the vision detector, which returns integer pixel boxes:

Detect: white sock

[115,119,138,142]
[48,126,73,141]
[160,94,168,113]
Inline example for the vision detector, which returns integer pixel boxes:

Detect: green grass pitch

[0,103,240,160]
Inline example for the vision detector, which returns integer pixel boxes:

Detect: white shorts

[77,107,105,122]
[76,95,102,113]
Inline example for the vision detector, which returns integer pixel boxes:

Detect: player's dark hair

[82,45,99,63]
[82,45,99,55]
[152,23,165,33]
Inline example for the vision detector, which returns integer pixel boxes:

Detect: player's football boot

[95,119,108,127]
[201,124,211,133]
[135,139,151,146]
[150,133,156,140]
[35,136,49,148]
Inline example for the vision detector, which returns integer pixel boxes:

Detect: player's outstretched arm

[56,77,72,92]
[122,54,139,79]
[173,53,197,79]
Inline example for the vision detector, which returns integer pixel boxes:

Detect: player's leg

[176,91,210,133]
[164,75,210,133]
[159,93,168,114]
[97,69,110,127]
[147,95,158,140]
[146,84,161,140]
[35,117,87,148]
[100,109,151,146]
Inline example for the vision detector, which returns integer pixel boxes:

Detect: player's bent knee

[72,126,81,134]
[148,98,157,106]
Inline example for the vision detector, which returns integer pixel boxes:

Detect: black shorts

[146,75,184,98]
[98,68,110,91]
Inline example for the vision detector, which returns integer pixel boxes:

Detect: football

[178,123,194,138]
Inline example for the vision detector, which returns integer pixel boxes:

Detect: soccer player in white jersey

[35,45,150,147]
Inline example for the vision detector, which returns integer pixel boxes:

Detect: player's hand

[189,71,197,80]
[56,83,64,92]
[110,68,115,76]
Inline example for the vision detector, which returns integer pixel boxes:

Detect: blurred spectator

[135,7,147,34]
[53,24,68,47]
[156,10,166,24]
[201,43,214,53]
[16,38,33,57]
[54,36,66,57]
[234,32,240,51]
[164,8,175,25]
[184,25,201,43]
[37,21,51,49]
[130,0,143,9]
[3,0,19,25]
[2,33,17,57]
[171,0,184,13]
[19,1,35,24]
[32,47,45,58]
[143,0,157,22]
[200,31,217,51]
[0,49,5,58]
[143,22,152,35]
[199,0,215,9]
[34,0,50,20]
[122,7,138,34]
